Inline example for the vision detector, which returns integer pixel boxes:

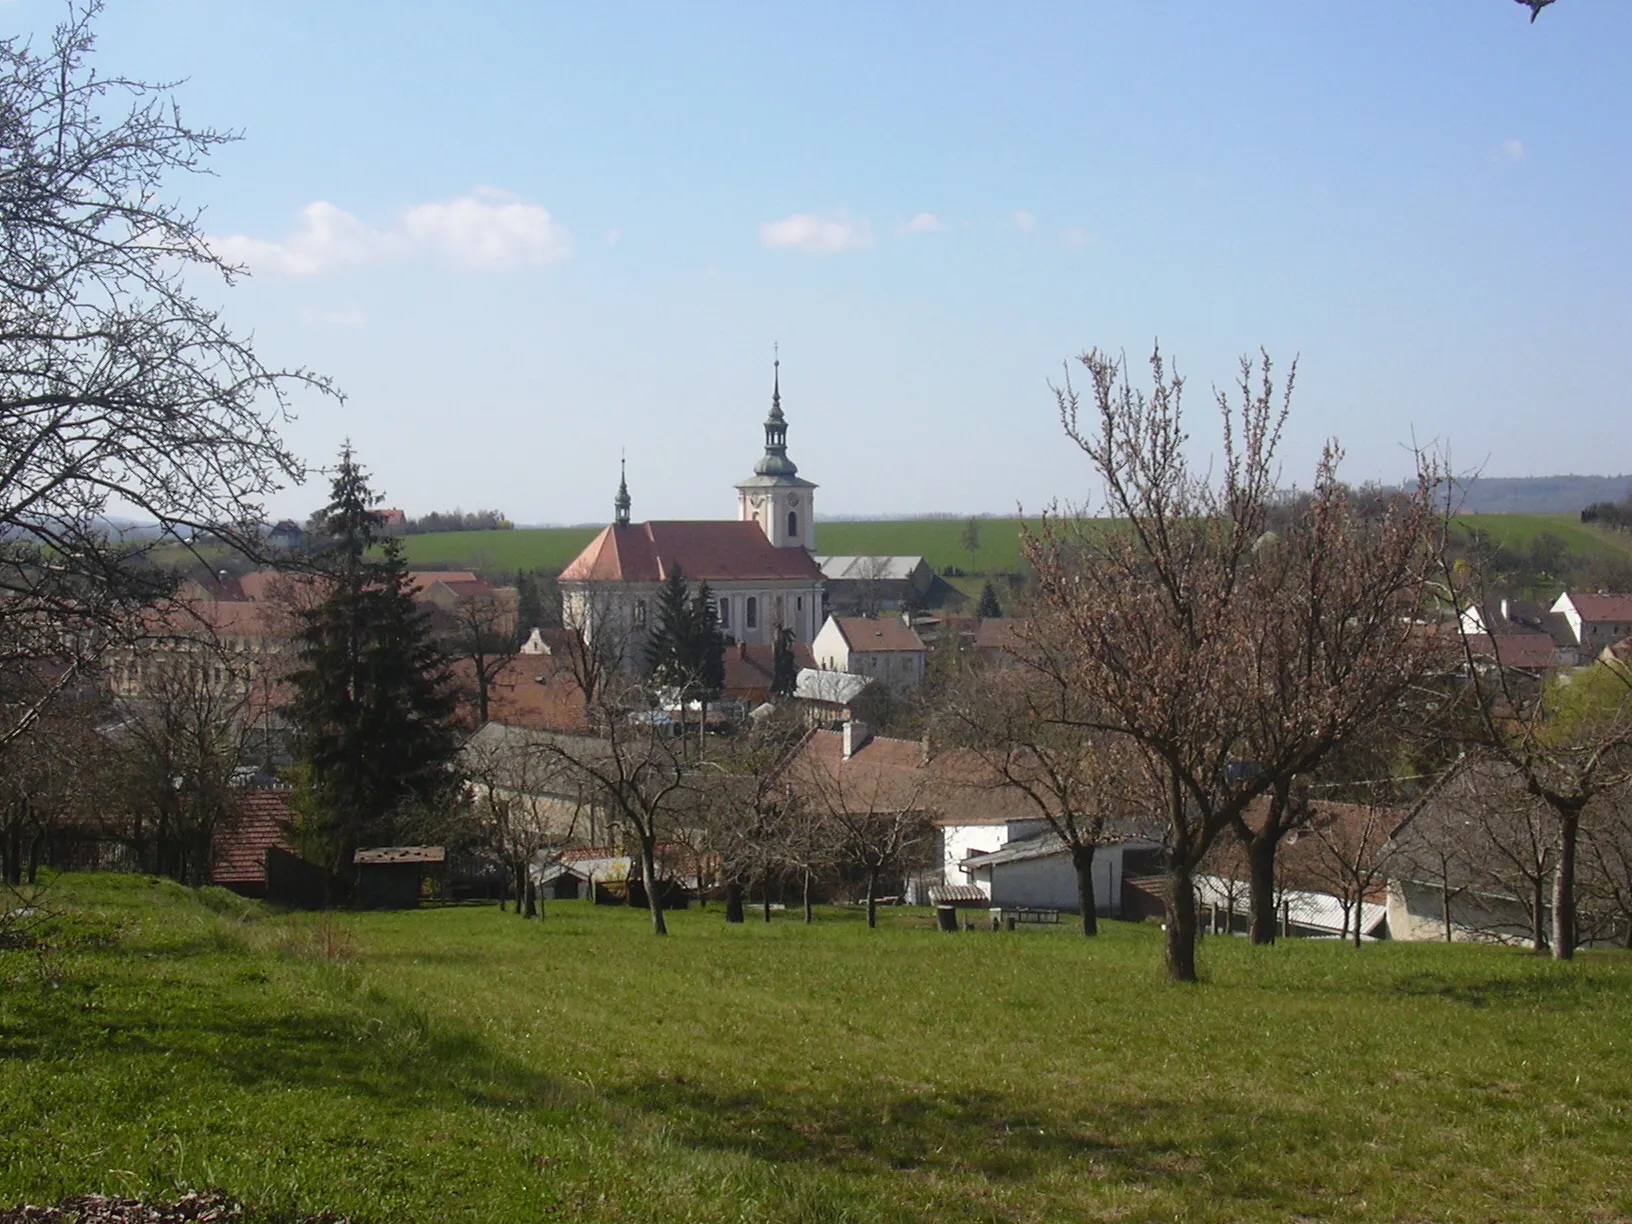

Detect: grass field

[395,513,1632,581]
[395,519,1041,577]
[5,875,1632,1222]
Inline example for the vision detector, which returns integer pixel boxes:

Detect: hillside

[1458,474,1632,515]
[4,874,1631,1222]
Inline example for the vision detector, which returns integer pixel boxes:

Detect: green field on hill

[5,874,1632,1222]
[397,512,1632,580]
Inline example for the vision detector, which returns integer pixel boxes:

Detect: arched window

[746,597,758,629]
[787,510,798,539]
[718,597,731,629]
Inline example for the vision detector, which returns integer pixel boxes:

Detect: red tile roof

[560,521,824,583]
[1567,593,1632,623]
[833,616,925,653]
[211,790,294,893]
[455,654,592,733]
[1465,632,1559,672]
[722,641,816,702]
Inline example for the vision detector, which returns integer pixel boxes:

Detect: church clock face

[787,493,800,508]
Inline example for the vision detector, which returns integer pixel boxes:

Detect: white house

[812,614,927,689]
[1552,592,1632,657]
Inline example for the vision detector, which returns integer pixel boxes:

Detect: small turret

[755,359,799,478]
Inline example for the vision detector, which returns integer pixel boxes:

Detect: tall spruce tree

[771,627,798,697]
[976,581,1004,618]
[287,445,461,873]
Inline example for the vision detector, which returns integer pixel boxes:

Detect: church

[560,364,826,661]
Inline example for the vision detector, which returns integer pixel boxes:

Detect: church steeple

[755,358,798,478]
[614,456,631,527]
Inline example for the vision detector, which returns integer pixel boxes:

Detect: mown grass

[5,874,1632,1222]
[1454,513,1632,566]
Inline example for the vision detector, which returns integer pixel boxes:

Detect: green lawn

[4,875,1632,1222]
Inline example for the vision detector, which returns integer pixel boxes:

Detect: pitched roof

[454,654,591,733]
[722,641,815,701]
[1464,632,1559,672]
[831,616,925,653]
[814,555,926,582]
[794,667,872,705]
[1565,592,1632,623]
[354,846,446,866]
[210,790,294,889]
[560,521,825,584]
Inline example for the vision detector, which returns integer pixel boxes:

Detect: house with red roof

[1553,592,1632,656]
[560,362,826,662]
[812,614,927,689]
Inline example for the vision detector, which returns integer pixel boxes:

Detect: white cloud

[1012,209,1037,233]
[1060,227,1092,251]
[1494,138,1526,162]
[758,211,872,254]
[402,193,571,268]
[297,306,367,327]
[209,191,571,276]
[903,211,945,234]
[211,201,402,277]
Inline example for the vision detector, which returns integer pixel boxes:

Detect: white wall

[987,845,1125,915]
[941,823,1008,896]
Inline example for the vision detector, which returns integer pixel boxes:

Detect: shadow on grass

[611,1075,1279,1196]
[1390,967,1621,1009]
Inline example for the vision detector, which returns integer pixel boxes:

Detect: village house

[814,554,934,614]
[1552,591,1632,657]
[812,615,927,689]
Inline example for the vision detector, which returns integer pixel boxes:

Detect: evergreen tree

[690,582,726,703]
[287,445,462,874]
[645,568,696,684]
[771,627,798,697]
[977,581,1004,618]
[515,569,544,644]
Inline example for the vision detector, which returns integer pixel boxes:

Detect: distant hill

[1457,475,1632,515]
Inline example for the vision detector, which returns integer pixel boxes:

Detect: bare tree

[939,658,1146,935]
[791,732,933,928]
[0,4,331,750]
[440,589,521,726]
[1298,803,1397,947]
[1440,541,1632,958]
[1579,797,1632,949]
[463,726,585,917]
[1026,345,1441,980]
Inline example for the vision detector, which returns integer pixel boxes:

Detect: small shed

[927,884,991,910]
[353,846,446,909]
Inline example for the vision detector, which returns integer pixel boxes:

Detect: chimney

[920,734,932,766]
[739,641,748,659]
[842,717,871,760]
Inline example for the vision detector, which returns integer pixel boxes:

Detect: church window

[719,598,731,629]
[788,510,798,539]
[746,597,758,629]
[796,596,803,611]
[634,600,647,627]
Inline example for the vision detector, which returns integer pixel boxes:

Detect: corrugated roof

[561,521,825,584]
[814,556,926,582]
[794,667,872,705]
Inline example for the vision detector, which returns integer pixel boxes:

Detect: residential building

[812,615,927,689]
[1552,592,1632,657]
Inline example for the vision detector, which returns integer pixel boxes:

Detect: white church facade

[560,364,826,660]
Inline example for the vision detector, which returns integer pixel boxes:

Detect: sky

[7,1,1630,524]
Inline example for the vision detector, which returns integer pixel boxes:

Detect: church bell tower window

[787,509,798,540]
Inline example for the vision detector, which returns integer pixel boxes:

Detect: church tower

[736,358,817,550]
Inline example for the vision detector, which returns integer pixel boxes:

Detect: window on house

[788,510,798,539]
[796,596,803,611]
[746,597,758,629]
[719,598,731,628]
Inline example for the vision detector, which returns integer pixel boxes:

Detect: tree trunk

[1164,863,1199,983]
[762,887,772,924]
[639,833,667,936]
[1441,870,1454,942]
[866,868,880,930]
[1248,835,1279,946]
[1071,844,1098,936]
[1351,898,1362,949]
[516,864,529,917]
[803,869,813,924]
[524,875,538,919]
[1553,810,1579,960]
[1531,875,1547,954]
[725,877,744,924]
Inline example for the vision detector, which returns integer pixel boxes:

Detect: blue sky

[9,1,1630,523]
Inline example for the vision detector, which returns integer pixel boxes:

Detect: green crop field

[1455,513,1632,564]
[5,874,1632,1222]
[397,519,1045,577]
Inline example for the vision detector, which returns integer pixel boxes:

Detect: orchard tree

[0,4,331,749]
[1027,345,1441,981]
